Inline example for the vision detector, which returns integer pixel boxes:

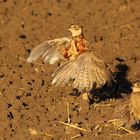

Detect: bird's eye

[134,82,140,87]
[72,25,78,30]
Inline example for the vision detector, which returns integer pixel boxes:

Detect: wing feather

[52,51,112,92]
[51,61,76,86]
[27,37,70,64]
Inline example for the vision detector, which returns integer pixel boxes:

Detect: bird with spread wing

[27,24,113,100]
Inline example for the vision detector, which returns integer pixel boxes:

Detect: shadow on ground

[88,63,132,104]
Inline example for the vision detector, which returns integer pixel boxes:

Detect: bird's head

[132,81,140,92]
[68,24,83,37]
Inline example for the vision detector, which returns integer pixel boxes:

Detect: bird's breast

[58,38,88,60]
[76,38,88,53]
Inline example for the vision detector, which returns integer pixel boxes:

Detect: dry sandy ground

[1,0,140,140]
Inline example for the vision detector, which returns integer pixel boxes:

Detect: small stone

[29,128,37,135]
[34,67,39,72]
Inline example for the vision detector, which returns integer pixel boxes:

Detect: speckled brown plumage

[113,82,140,127]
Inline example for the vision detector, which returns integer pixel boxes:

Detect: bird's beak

[67,27,71,31]
[132,87,140,92]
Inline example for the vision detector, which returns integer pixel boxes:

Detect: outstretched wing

[27,37,70,64]
[51,51,112,91]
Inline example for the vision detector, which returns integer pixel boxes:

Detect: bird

[27,24,113,99]
[130,82,140,120]
[113,81,140,128]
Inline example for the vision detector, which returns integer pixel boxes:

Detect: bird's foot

[82,92,89,101]
[82,92,95,105]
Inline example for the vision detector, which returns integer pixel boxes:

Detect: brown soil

[1,0,140,140]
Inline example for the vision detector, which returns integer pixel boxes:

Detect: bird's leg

[82,92,89,101]
[82,90,101,105]
[88,92,95,105]
[82,92,94,105]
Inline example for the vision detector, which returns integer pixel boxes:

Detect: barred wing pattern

[52,51,112,92]
[113,100,131,125]
[27,37,70,64]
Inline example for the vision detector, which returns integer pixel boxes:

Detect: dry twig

[29,128,53,137]
[71,134,81,139]
[59,121,87,132]
[105,119,135,135]
[67,102,71,123]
